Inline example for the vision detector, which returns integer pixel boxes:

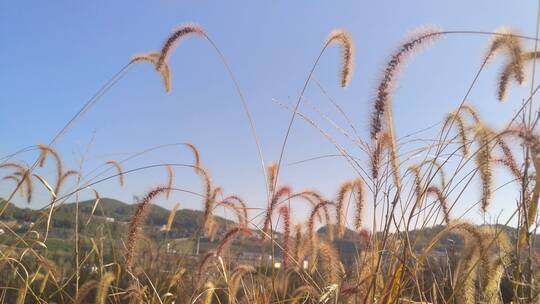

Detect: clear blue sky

[1,1,537,227]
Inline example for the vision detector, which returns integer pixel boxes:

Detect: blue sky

[0,1,537,228]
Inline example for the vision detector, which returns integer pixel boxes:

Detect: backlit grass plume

[293,224,303,264]
[475,125,494,213]
[520,152,540,248]
[454,233,480,304]
[370,131,390,179]
[267,161,278,196]
[165,165,174,199]
[202,282,215,304]
[215,197,247,227]
[20,169,33,204]
[420,159,447,189]
[444,110,470,157]
[262,186,291,240]
[278,205,291,268]
[105,160,124,187]
[228,265,257,304]
[216,226,252,256]
[352,178,365,231]
[198,167,216,238]
[325,29,355,87]
[76,280,98,304]
[460,103,481,124]
[512,129,540,248]
[370,26,442,140]
[292,190,326,224]
[2,175,21,191]
[56,169,78,197]
[38,144,65,195]
[452,222,489,304]
[208,187,222,240]
[478,226,511,303]
[497,60,515,101]
[485,27,521,62]
[495,135,521,179]
[96,272,115,304]
[185,142,201,168]
[336,178,365,237]
[155,23,206,71]
[228,196,248,227]
[443,103,481,157]
[427,185,450,224]
[370,26,442,188]
[131,51,172,93]
[198,251,216,285]
[409,165,424,209]
[165,202,180,232]
[336,181,353,238]
[1,163,33,203]
[485,27,525,100]
[220,195,248,227]
[497,51,540,101]
[318,239,341,285]
[308,200,334,249]
[302,191,335,241]
[125,186,167,270]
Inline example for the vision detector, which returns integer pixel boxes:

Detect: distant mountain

[1,198,538,261]
[0,197,238,240]
[316,223,540,260]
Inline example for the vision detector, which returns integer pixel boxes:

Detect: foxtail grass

[325,29,355,88]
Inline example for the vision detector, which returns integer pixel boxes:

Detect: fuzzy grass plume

[409,165,424,209]
[370,26,442,188]
[228,265,257,303]
[263,186,291,239]
[267,161,278,197]
[125,186,167,270]
[370,131,390,180]
[185,142,201,168]
[131,51,172,93]
[352,178,365,231]
[497,51,540,101]
[444,111,470,157]
[198,251,216,285]
[475,125,494,213]
[217,195,248,227]
[216,226,252,256]
[325,29,355,87]
[155,23,206,71]
[308,200,334,248]
[76,280,98,304]
[427,185,450,224]
[1,163,33,203]
[165,165,174,199]
[278,205,291,268]
[96,272,115,304]
[318,239,341,285]
[165,202,180,232]
[485,27,525,101]
[198,167,216,238]
[495,135,521,179]
[105,160,124,187]
[335,181,353,238]
[38,144,66,195]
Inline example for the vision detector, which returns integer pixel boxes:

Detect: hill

[2,198,538,262]
[0,197,239,246]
